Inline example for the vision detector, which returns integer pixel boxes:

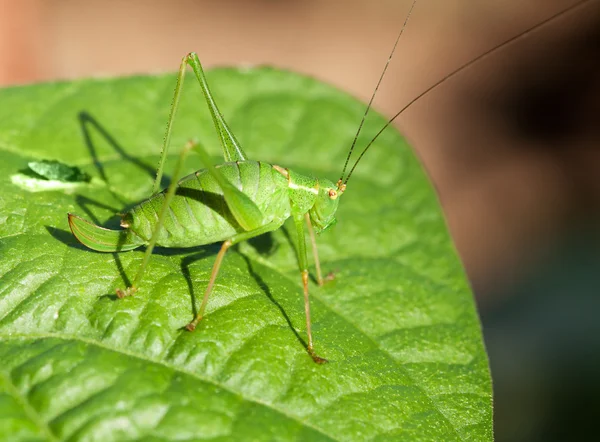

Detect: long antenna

[338,0,418,184]
[343,0,594,186]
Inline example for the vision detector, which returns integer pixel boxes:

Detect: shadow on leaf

[240,254,307,350]
[78,111,170,198]
[45,226,88,251]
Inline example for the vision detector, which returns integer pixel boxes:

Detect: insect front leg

[304,213,324,286]
[305,214,336,285]
[293,212,327,364]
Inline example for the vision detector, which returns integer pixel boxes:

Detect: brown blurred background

[1,0,599,440]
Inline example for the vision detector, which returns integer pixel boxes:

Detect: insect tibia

[67,213,146,253]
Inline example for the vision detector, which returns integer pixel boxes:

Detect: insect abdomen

[125,161,290,247]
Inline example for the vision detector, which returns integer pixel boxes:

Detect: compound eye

[328,189,338,199]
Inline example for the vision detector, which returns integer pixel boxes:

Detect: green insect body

[71,161,339,251]
[69,52,342,363]
[130,161,292,248]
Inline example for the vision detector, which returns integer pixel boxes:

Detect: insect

[67,0,591,363]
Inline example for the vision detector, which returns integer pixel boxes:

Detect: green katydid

[67,0,591,363]
[68,51,342,364]
[67,0,419,364]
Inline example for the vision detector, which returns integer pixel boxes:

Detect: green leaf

[27,160,91,183]
[0,68,492,441]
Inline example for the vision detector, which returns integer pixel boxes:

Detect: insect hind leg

[186,221,281,330]
[116,140,198,298]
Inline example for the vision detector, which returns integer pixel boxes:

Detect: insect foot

[308,348,328,365]
[321,271,336,285]
[116,286,137,298]
[185,318,201,331]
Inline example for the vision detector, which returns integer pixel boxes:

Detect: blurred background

[1,0,599,439]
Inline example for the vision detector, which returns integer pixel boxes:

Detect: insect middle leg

[304,213,324,286]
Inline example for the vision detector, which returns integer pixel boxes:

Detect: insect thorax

[277,167,340,234]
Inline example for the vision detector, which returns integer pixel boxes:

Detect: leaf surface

[0,68,492,441]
